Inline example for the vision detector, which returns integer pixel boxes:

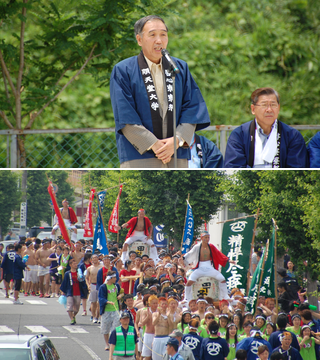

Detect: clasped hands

[152,137,180,164]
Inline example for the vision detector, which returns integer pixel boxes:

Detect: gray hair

[251,87,280,105]
[134,15,168,36]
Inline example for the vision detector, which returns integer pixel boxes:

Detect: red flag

[84,189,95,237]
[108,185,123,233]
[47,180,71,246]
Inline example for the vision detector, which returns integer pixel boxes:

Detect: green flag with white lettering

[246,227,276,312]
[221,217,255,295]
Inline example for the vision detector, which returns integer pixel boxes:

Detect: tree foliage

[1,0,319,167]
[26,170,75,227]
[0,171,20,236]
[82,170,225,244]
[222,170,320,280]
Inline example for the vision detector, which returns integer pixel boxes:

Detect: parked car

[29,226,53,238]
[0,333,60,360]
[37,232,53,241]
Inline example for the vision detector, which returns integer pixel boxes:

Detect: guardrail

[1,125,319,168]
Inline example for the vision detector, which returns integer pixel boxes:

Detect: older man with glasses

[225,87,309,168]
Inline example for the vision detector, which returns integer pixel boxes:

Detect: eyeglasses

[206,316,215,320]
[254,103,279,109]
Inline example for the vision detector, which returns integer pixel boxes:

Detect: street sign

[20,202,27,236]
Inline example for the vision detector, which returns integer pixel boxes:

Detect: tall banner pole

[272,218,279,314]
[255,239,269,314]
[181,193,190,249]
[247,208,260,295]
[96,192,107,245]
[117,177,120,244]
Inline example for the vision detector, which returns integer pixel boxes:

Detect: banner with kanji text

[246,227,275,313]
[221,217,255,295]
[108,185,122,233]
[84,189,95,237]
[181,201,194,254]
[93,190,108,255]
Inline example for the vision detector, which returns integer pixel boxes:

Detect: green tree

[26,170,52,227]
[82,170,225,244]
[46,170,75,208]
[0,0,171,165]
[26,170,76,227]
[0,171,20,237]
[222,170,320,305]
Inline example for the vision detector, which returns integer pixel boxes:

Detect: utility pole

[20,170,28,237]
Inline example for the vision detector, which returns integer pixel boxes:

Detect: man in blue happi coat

[225,87,309,168]
[110,15,210,168]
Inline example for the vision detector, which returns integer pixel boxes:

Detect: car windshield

[0,349,31,360]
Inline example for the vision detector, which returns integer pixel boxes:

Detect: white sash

[254,120,278,167]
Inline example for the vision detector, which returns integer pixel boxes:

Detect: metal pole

[255,239,269,314]
[10,134,18,168]
[272,218,279,315]
[246,208,260,295]
[180,194,190,249]
[117,177,120,244]
[172,73,177,168]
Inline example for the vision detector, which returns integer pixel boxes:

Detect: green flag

[246,227,276,312]
[221,217,255,295]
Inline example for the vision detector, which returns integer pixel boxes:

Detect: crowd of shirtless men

[0,204,316,360]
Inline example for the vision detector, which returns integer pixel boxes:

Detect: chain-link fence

[1,125,319,168]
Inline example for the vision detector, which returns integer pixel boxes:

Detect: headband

[250,329,263,337]
[301,325,311,331]
[188,326,198,331]
[196,298,208,304]
[227,323,237,329]
[204,312,215,318]
[291,314,301,321]
[106,274,117,281]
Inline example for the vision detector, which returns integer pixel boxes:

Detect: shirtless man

[23,239,38,296]
[179,231,235,302]
[71,241,84,265]
[167,298,182,333]
[86,254,102,323]
[152,297,170,360]
[116,209,158,263]
[194,298,207,321]
[51,199,78,241]
[35,239,56,298]
[139,295,159,360]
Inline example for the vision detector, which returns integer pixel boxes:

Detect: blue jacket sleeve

[307,132,320,168]
[225,126,251,168]
[98,284,108,315]
[200,136,224,168]
[284,128,309,168]
[60,271,72,297]
[96,268,103,291]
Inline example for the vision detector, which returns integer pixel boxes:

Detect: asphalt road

[0,288,109,360]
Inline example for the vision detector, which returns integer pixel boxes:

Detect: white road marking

[49,337,68,339]
[25,300,47,305]
[25,326,51,333]
[70,336,101,360]
[0,300,13,304]
[0,326,15,332]
[63,326,89,333]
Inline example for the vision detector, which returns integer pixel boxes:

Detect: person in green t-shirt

[298,324,320,360]
[287,314,301,337]
[226,323,238,360]
[99,270,123,351]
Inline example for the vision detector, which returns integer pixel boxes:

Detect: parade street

[0,289,108,360]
